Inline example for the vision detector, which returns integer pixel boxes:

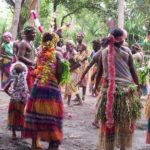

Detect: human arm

[77,59,95,85]
[94,53,103,92]
[128,52,139,86]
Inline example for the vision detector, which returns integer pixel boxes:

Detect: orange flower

[37,66,43,70]
[45,52,51,59]
[34,69,40,75]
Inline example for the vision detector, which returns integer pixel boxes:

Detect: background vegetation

[1,0,150,51]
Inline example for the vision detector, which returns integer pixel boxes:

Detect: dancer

[76,32,88,101]
[4,62,28,139]
[63,40,82,106]
[23,32,70,150]
[94,28,141,150]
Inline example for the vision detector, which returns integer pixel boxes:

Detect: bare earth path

[0,91,150,150]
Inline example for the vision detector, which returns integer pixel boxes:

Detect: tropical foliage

[1,0,150,50]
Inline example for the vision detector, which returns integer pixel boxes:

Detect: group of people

[0,25,150,150]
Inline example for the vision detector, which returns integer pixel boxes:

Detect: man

[18,26,36,91]
[76,32,88,101]
[78,38,107,128]
[94,28,141,150]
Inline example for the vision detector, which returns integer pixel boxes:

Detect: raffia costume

[23,34,70,147]
[64,49,80,97]
[97,46,141,150]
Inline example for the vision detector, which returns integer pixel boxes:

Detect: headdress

[77,32,84,37]
[42,32,59,48]
[3,32,12,39]
[23,25,35,35]
[66,39,75,47]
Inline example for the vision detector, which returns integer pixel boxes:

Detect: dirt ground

[0,90,150,150]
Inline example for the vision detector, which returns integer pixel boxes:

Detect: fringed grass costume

[8,62,29,131]
[23,33,70,147]
[97,37,141,150]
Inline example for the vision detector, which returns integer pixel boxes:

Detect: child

[4,61,29,139]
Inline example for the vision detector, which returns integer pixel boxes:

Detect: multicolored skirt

[8,101,25,131]
[97,83,141,150]
[1,58,12,88]
[23,81,64,146]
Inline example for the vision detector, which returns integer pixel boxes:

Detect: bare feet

[47,147,59,150]
[74,101,83,106]
[12,131,17,140]
[31,146,43,150]
[12,134,17,140]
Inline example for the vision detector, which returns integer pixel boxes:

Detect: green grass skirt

[97,83,142,150]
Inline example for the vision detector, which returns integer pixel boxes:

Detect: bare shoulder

[122,46,132,54]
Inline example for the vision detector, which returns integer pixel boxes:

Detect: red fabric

[27,66,35,91]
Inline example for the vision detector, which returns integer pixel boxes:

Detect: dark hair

[42,32,54,43]
[100,37,109,48]
[14,64,25,74]
[23,26,35,35]
[102,28,124,48]
[92,39,100,45]
[110,28,124,38]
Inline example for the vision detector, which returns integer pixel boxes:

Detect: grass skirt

[23,81,64,146]
[8,101,25,131]
[97,83,141,150]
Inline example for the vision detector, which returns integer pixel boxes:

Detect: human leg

[82,86,86,101]
[67,95,71,106]
[12,129,16,140]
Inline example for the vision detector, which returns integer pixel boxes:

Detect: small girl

[4,61,29,139]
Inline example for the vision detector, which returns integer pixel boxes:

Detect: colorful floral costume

[23,37,66,147]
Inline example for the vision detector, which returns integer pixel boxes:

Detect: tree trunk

[118,0,125,29]
[10,0,22,39]
[17,0,39,37]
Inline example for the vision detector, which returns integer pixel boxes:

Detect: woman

[23,32,70,150]
[0,32,14,89]
[94,28,141,150]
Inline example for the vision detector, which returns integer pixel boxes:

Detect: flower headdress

[42,32,59,48]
